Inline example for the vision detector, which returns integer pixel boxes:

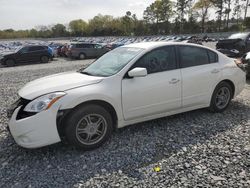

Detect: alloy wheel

[76,114,107,145]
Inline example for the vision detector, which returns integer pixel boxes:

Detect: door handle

[211,69,220,74]
[169,78,180,84]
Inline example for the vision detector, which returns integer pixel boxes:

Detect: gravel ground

[0,57,250,188]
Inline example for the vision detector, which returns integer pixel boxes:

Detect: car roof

[122,41,214,51]
[22,45,47,47]
[71,42,96,45]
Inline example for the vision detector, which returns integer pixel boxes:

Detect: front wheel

[65,104,113,149]
[5,59,15,67]
[209,82,233,112]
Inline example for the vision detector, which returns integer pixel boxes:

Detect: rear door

[29,46,46,62]
[178,45,222,107]
[85,44,95,57]
[78,44,94,57]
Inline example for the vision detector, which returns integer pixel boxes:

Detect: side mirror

[128,67,147,78]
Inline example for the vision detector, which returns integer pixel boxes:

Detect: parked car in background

[67,43,110,59]
[216,32,250,57]
[61,44,70,57]
[48,43,62,57]
[7,42,245,149]
[241,52,250,76]
[0,45,52,67]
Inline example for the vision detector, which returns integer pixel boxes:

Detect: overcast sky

[0,0,155,30]
[1,0,248,30]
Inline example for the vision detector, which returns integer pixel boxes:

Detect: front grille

[7,98,31,119]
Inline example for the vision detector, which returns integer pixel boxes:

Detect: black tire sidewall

[209,82,233,112]
[79,53,86,60]
[5,59,15,67]
[41,56,49,63]
[65,104,113,149]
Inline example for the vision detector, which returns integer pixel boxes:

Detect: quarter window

[133,46,177,74]
[207,50,218,63]
[179,46,209,68]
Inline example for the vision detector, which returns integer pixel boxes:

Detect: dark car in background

[67,43,110,59]
[241,52,250,76]
[216,32,250,57]
[0,45,52,67]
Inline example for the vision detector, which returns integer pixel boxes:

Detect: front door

[15,46,32,63]
[122,46,182,120]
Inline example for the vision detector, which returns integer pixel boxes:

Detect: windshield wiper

[80,71,94,76]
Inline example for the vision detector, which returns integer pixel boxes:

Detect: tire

[65,104,113,150]
[41,56,49,63]
[79,53,86,60]
[5,59,15,67]
[209,82,233,112]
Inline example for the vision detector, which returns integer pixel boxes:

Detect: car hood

[19,71,103,100]
[0,51,15,57]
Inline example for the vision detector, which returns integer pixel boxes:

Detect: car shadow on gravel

[0,100,249,187]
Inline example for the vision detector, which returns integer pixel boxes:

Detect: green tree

[143,0,173,34]
[211,0,224,31]
[88,14,118,36]
[244,17,250,28]
[176,0,193,33]
[224,0,232,30]
[193,0,213,33]
[69,19,88,36]
[233,0,243,25]
[51,24,67,37]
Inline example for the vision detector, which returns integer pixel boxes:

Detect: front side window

[81,47,143,77]
[133,46,177,74]
[19,47,29,53]
[179,46,209,68]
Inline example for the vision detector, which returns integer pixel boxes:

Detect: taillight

[235,59,246,72]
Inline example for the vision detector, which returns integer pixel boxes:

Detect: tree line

[1,0,250,39]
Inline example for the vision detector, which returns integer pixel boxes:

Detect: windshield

[81,47,143,77]
[228,33,249,40]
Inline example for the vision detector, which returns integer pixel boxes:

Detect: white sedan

[7,42,246,149]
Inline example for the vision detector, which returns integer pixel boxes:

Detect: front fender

[59,85,123,121]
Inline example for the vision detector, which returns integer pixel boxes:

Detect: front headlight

[23,92,66,113]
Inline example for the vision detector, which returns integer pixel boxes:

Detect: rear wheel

[41,56,49,63]
[65,104,113,149]
[5,59,15,67]
[79,53,86,60]
[209,82,233,112]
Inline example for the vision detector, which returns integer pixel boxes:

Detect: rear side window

[75,44,84,48]
[207,50,218,63]
[134,46,177,74]
[29,46,45,51]
[85,44,94,48]
[76,44,94,48]
[179,46,209,68]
